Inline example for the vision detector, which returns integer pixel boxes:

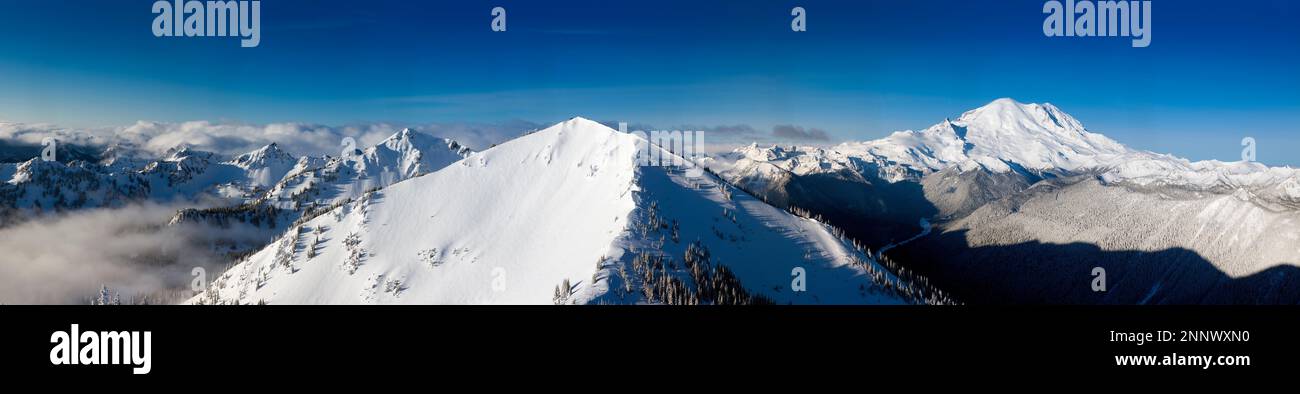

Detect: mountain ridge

[1,128,474,229]
[189,117,943,305]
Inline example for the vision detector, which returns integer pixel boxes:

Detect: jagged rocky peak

[229,142,296,169]
[162,145,217,162]
[378,128,462,154]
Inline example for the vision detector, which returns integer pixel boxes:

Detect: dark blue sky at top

[0,0,1298,165]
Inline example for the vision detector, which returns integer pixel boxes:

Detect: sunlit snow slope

[191,118,923,305]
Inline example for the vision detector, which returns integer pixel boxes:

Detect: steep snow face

[194,118,637,304]
[191,118,920,305]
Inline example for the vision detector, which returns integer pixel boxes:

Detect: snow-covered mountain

[710,98,1300,222]
[133,145,278,201]
[721,99,1298,189]
[707,98,1300,304]
[259,128,472,212]
[190,118,945,305]
[1,144,289,226]
[722,98,1291,184]
[1,129,472,231]
[158,128,473,260]
[1,158,150,223]
[226,143,299,188]
[860,98,1131,173]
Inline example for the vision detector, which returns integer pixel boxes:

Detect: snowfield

[191,118,932,305]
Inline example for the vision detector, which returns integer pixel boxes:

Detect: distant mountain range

[1,128,472,237]
[708,98,1300,304]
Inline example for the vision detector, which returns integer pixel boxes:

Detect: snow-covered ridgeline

[190,118,936,305]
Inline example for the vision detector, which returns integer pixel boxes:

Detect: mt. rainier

[717,98,1298,192]
[710,98,1300,304]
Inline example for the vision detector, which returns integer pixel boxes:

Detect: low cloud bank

[0,204,272,304]
[0,119,542,161]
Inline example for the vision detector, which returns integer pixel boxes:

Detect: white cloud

[1,118,541,161]
[0,203,272,304]
[120,120,403,158]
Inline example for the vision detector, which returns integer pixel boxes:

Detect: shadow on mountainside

[777,171,939,251]
[749,169,1300,305]
[887,229,1300,304]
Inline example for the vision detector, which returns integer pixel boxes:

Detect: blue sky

[0,0,1298,165]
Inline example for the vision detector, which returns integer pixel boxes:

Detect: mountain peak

[98,143,148,168]
[987,97,1024,107]
[376,128,430,155]
[250,142,286,156]
[960,98,1037,122]
[513,117,620,142]
[957,98,1085,134]
[560,116,610,131]
[813,99,1134,176]
[163,145,218,162]
[229,142,296,169]
[382,128,418,143]
[372,128,472,157]
[941,99,1126,169]
[162,144,190,157]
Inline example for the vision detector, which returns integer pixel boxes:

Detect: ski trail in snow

[876,218,931,259]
